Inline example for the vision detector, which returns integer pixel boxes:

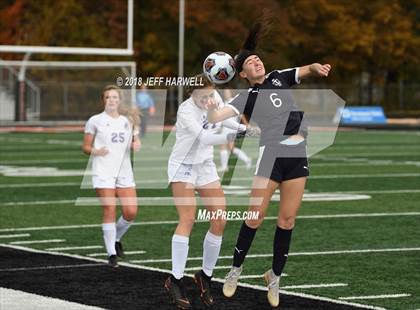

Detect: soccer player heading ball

[164,74,257,309]
[207,15,331,307]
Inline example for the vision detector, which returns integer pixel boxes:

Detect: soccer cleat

[222,265,242,298]
[115,241,124,258]
[164,276,192,309]
[108,255,118,268]
[264,269,280,307]
[193,270,214,307]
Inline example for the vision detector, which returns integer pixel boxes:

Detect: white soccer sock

[116,216,133,241]
[202,230,223,277]
[102,223,116,256]
[220,149,229,170]
[171,234,189,280]
[233,147,251,164]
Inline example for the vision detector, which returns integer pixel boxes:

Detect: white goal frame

[0,60,137,121]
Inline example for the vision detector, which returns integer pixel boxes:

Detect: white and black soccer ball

[202,52,236,84]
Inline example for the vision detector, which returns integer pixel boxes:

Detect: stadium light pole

[178,0,185,105]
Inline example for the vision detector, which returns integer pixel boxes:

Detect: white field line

[0,244,388,310]
[283,283,348,289]
[1,135,418,150]
[235,281,388,310]
[87,250,146,257]
[0,170,418,181]
[74,194,372,205]
[290,212,420,219]
[0,233,30,239]
[310,173,419,179]
[45,245,103,251]
[313,152,420,158]
[184,265,232,271]
[339,294,411,300]
[1,200,75,206]
[0,156,171,162]
[1,212,420,233]
[0,200,76,207]
[10,239,65,245]
[2,193,419,206]
[239,273,288,279]
[311,161,420,167]
[0,182,81,188]
[0,287,107,310]
[0,263,104,272]
[338,189,420,194]
[1,158,418,168]
[131,247,420,264]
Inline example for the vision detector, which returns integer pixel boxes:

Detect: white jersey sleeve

[84,116,98,135]
[177,109,203,136]
[221,118,246,131]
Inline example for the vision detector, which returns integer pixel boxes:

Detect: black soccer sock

[272,226,293,276]
[232,222,257,267]
[170,274,182,283]
[200,269,212,281]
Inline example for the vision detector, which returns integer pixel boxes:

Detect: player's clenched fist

[309,63,331,77]
[92,146,109,156]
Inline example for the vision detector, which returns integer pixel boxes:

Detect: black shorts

[255,143,309,183]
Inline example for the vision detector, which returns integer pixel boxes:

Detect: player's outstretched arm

[298,63,331,80]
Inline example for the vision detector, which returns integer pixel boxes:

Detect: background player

[218,89,252,172]
[82,85,141,267]
[207,18,331,307]
[136,84,155,137]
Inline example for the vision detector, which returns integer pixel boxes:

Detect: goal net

[0,61,136,122]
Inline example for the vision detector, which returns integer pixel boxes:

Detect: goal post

[0,0,134,56]
[0,60,136,122]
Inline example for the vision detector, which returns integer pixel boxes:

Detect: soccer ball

[203,52,236,84]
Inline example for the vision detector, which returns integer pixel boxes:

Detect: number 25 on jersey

[111,132,125,143]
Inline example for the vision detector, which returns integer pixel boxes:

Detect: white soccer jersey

[85,112,134,177]
[169,91,224,165]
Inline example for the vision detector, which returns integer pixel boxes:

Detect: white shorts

[92,174,136,189]
[168,159,219,187]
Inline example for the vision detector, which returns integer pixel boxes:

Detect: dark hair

[234,11,272,73]
[186,73,214,96]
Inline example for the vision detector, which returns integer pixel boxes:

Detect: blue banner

[338,106,387,125]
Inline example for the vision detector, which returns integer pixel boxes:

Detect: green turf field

[0,129,419,310]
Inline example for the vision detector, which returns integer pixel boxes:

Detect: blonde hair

[101,84,141,128]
